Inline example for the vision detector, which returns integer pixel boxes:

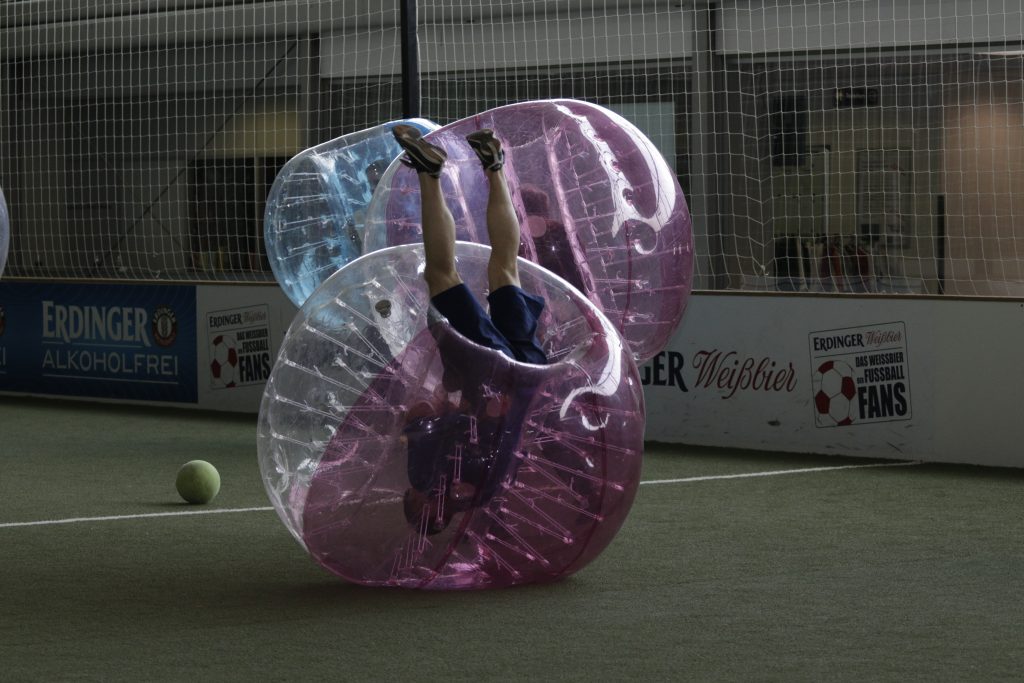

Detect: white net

[0,1,401,281]
[712,0,1024,296]
[1,0,1022,296]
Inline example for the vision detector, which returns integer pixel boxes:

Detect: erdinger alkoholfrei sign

[0,282,197,402]
[808,321,912,428]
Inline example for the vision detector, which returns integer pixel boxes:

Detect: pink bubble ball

[364,99,694,362]
[257,242,645,589]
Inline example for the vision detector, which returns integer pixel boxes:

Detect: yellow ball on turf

[175,460,221,504]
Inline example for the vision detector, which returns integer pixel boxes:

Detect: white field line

[1,460,924,529]
[0,506,275,529]
[640,460,923,486]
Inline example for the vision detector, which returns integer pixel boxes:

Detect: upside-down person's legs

[393,124,522,363]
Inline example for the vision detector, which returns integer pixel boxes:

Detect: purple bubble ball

[257,242,645,589]
[364,99,694,362]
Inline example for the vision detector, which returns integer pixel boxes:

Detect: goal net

[0,1,402,281]
[1,0,1022,297]
[708,0,1024,296]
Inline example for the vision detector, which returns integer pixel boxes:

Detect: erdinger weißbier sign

[809,322,911,428]
[690,348,798,400]
[640,293,1023,468]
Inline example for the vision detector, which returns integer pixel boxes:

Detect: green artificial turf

[1,396,1022,681]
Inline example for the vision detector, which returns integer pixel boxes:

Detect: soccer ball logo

[813,360,857,427]
[210,334,239,388]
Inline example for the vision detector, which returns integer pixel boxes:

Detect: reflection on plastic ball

[363,99,693,362]
[264,119,439,307]
[257,242,644,590]
[0,186,9,278]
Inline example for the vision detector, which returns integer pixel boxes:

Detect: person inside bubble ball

[391,124,549,535]
[518,183,585,294]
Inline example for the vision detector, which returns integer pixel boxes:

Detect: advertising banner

[4,281,1019,468]
[0,282,197,402]
[195,284,295,413]
[808,322,911,427]
[642,294,1022,468]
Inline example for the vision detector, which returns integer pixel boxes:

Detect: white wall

[320,10,693,79]
[0,1,380,57]
[195,284,296,413]
[5,282,1019,468]
[0,1,680,58]
[643,293,1024,468]
[718,0,1024,54]
[943,78,1024,296]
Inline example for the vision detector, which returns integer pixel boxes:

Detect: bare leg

[418,173,462,297]
[484,167,522,291]
[466,129,520,291]
[392,124,459,297]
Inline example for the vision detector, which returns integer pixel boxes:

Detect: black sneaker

[466,129,504,172]
[392,124,447,178]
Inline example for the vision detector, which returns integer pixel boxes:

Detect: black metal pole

[400,0,420,119]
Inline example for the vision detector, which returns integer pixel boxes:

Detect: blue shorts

[430,283,548,365]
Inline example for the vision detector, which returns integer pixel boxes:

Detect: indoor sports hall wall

[1,1,1022,466]
[1,284,1019,468]
[643,294,1024,468]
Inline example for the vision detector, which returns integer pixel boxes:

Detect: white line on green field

[639,459,923,486]
[1,460,924,529]
[0,506,275,529]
